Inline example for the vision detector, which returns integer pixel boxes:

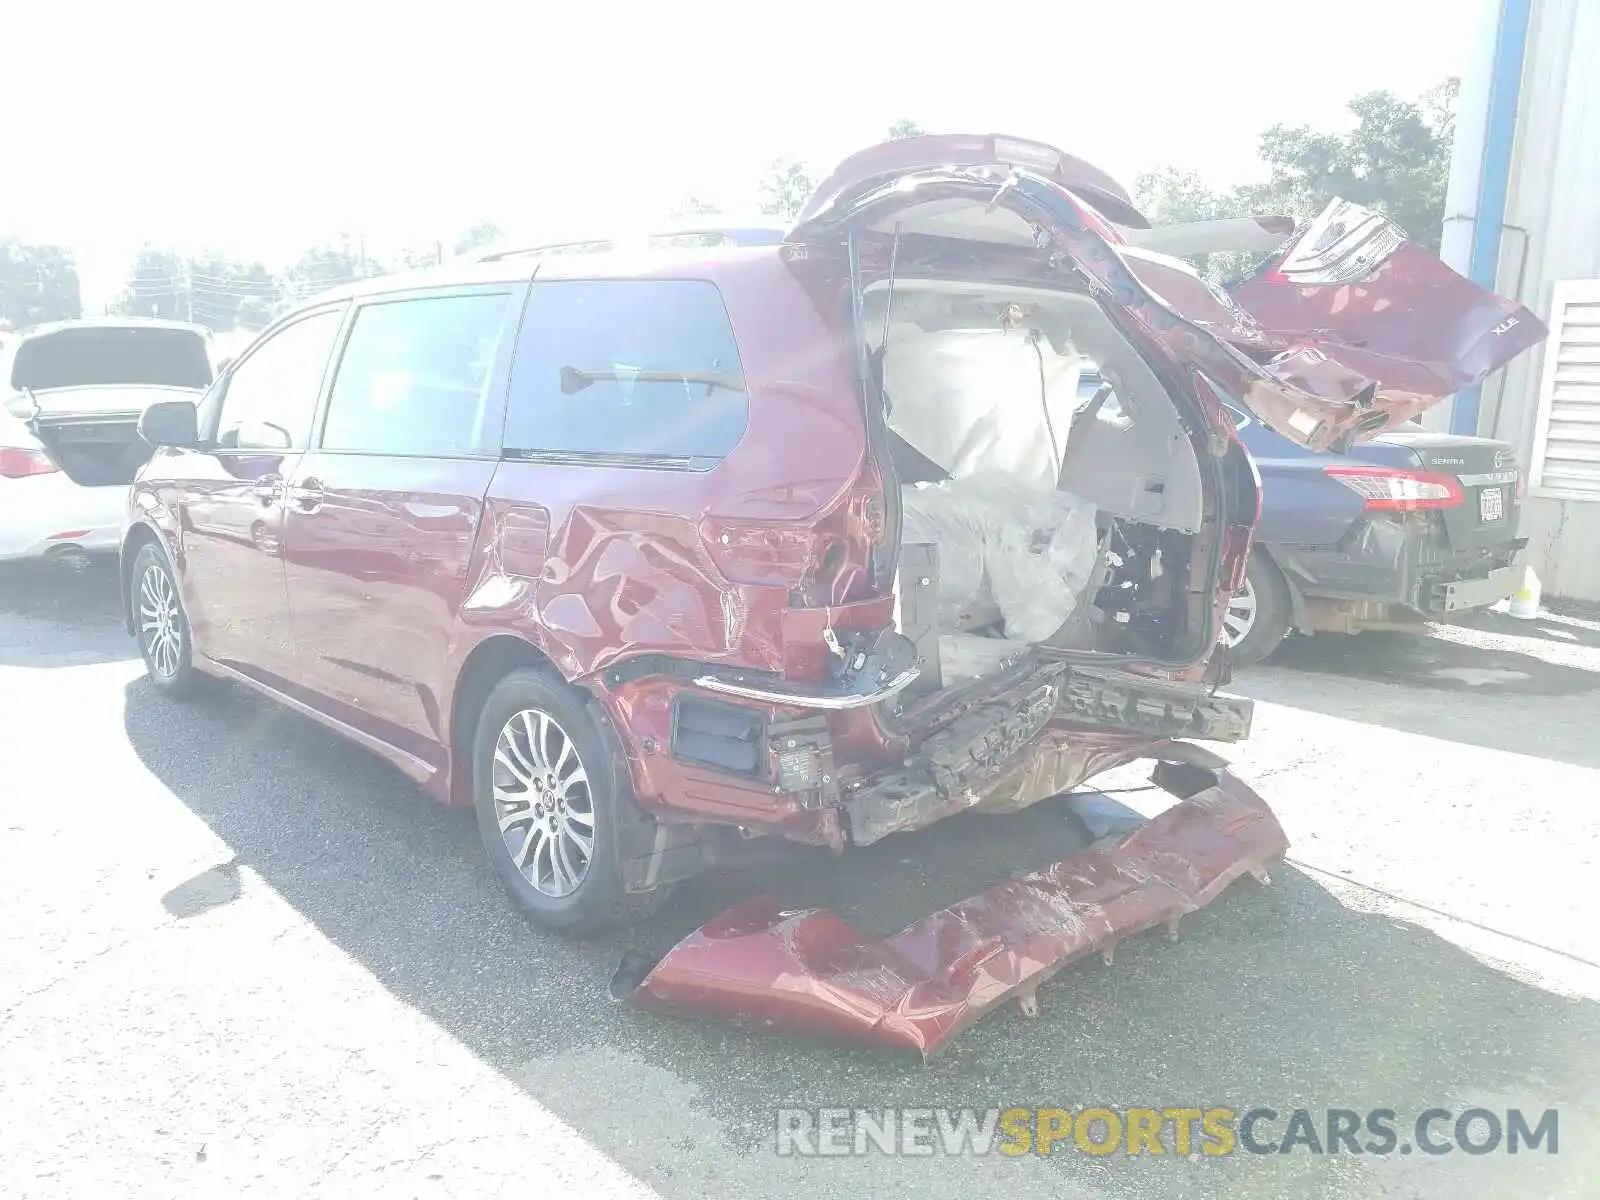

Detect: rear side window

[503,280,748,466]
[320,292,513,457]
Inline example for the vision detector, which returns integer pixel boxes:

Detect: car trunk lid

[3,321,213,488]
[4,385,201,488]
[1359,428,1524,554]
[788,137,1548,452]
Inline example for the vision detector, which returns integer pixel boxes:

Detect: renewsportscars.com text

[774,1106,1559,1158]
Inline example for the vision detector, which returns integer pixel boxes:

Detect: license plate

[1479,487,1505,523]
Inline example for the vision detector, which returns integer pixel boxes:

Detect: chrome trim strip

[692,666,922,710]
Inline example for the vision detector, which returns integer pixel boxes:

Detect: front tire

[129,542,204,698]
[1222,554,1293,667]
[470,668,668,936]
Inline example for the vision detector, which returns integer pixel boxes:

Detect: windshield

[8,326,213,392]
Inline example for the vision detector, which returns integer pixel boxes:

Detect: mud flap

[611,767,1288,1056]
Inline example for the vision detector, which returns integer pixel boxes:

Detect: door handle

[250,476,284,504]
[288,478,326,513]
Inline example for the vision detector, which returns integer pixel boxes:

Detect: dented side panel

[619,768,1288,1056]
[441,252,880,728]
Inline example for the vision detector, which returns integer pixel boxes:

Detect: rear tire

[129,541,204,698]
[1223,554,1293,667]
[470,668,669,936]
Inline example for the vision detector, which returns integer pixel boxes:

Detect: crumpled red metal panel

[616,769,1287,1056]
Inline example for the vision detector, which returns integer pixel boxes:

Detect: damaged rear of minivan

[721,133,1546,847]
[612,134,1547,1051]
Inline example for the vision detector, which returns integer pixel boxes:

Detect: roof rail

[469,219,786,263]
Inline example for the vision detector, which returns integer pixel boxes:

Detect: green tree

[233,295,276,330]
[1131,166,1259,284]
[111,246,190,321]
[1239,78,1459,251]
[756,158,816,222]
[668,196,721,219]
[109,249,279,330]
[1132,78,1459,285]
[396,245,445,271]
[187,253,278,331]
[452,220,503,256]
[283,236,385,301]
[0,240,83,326]
[886,118,925,140]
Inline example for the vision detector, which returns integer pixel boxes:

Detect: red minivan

[26,135,1545,934]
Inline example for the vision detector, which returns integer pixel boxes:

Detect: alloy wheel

[1221,578,1258,648]
[491,708,596,898]
[138,562,185,678]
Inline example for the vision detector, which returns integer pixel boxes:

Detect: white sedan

[1,318,214,564]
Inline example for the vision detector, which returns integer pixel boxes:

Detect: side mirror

[215,356,234,374]
[138,400,201,448]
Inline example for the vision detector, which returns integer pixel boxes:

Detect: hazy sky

[7,0,1478,303]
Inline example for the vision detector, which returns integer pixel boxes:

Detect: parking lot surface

[3,559,1598,1199]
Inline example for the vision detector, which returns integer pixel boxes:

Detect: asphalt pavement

[3,558,1598,1200]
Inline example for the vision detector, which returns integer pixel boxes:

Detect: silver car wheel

[138,562,184,678]
[1221,578,1258,648]
[491,708,595,898]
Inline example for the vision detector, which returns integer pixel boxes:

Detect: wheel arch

[119,522,166,637]
[1249,543,1312,636]
[446,634,562,806]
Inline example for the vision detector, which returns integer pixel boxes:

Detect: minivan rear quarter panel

[446,250,898,820]
[454,250,874,681]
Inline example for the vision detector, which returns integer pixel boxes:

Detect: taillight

[1324,465,1463,512]
[0,447,59,479]
[855,453,900,592]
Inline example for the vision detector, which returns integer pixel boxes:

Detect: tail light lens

[856,452,900,593]
[0,447,59,479]
[1324,465,1463,511]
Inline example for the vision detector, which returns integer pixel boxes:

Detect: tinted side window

[215,309,344,450]
[504,280,749,465]
[320,293,512,457]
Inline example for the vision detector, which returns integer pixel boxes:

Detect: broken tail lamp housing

[1324,465,1464,512]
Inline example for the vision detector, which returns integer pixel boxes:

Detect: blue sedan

[1076,371,1526,664]
[1218,402,1525,663]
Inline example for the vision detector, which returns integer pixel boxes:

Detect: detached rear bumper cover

[616,767,1287,1056]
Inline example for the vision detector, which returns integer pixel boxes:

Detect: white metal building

[1428,0,1600,601]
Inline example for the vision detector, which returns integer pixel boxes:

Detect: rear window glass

[9,327,213,391]
[503,280,749,465]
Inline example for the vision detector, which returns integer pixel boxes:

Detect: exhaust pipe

[47,545,92,572]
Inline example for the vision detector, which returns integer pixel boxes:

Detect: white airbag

[901,470,1099,644]
[881,327,1082,489]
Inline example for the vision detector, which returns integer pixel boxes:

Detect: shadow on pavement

[0,556,135,667]
[1264,625,1600,696]
[124,675,1599,1199]
[1237,610,1600,770]
[1453,605,1600,650]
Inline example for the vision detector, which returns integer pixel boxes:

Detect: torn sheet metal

[614,768,1288,1056]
